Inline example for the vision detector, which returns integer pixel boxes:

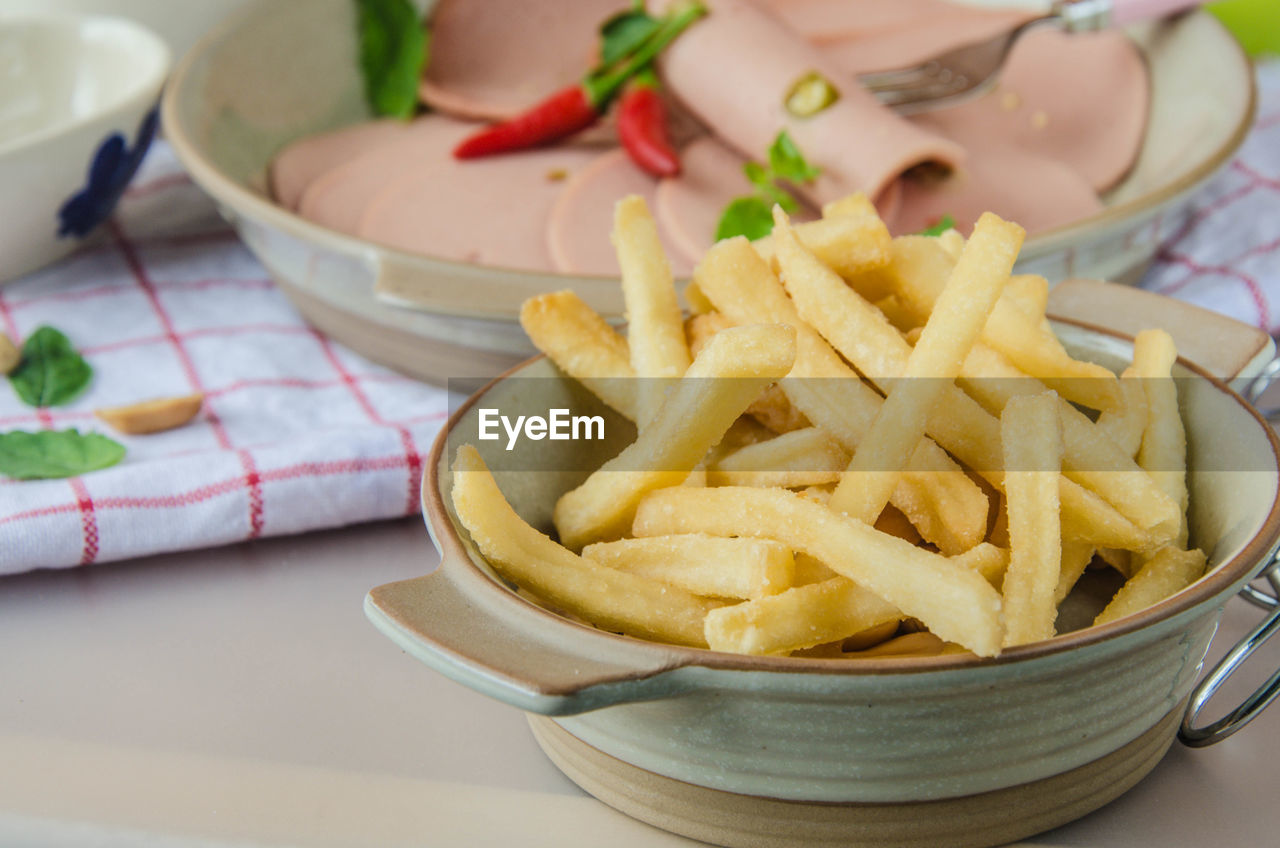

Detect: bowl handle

[365,554,694,716]
[1047,278,1275,384]
[1179,562,1280,747]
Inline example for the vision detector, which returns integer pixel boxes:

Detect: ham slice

[547,150,692,277]
[761,0,1030,45]
[655,0,963,207]
[269,120,411,209]
[297,115,476,235]
[890,142,1103,237]
[906,29,1149,193]
[356,146,601,271]
[419,0,628,121]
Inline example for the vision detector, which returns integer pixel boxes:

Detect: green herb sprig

[715,131,821,242]
[8,326,92,408]
[356,0,429,119]
[0,430,125,480]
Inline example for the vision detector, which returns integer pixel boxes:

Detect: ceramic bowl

[162,0,1255,383]
[365,284,1280,848]
[0,13,169,283]
[0,1,252,60]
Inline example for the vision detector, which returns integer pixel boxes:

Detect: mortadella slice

[297,115,477,235]
[890,143,1103,238]
[419,0,628,121]
[761,0,1030,45]
[548,150,692,277]
[356,146,601,271]
[907,29,1149,193]
[269,120,413,210]
[655,0,963,208]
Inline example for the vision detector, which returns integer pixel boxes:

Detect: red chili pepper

[452,1,706,160]
[618,73,680,178]
[453,86,599,159]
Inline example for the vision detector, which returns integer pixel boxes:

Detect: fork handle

[1056,0,1204,30]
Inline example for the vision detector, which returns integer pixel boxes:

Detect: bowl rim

[0,12,171,159]
[161,2,1257,311]
[424,316,1280,676]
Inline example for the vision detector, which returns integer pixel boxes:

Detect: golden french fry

[519,291,637,420]
[1054,541,1097,605]
[751,193,891,279]
[793,552,838,584]
[846,631,956,658]
[613,195,691,426]
[95,393,204,435]
[707,426,848,489]
[935,229,966,262]
[684,311,734,357]
[959,343,1180,543]
[554,324,796,549]
[978,303,1122,412]
[633,486,1005,657]
[1131,329,1188,549]
[820,211,1023,521]
[682,279,716,314]
[704,576,901,655]
[954,542,1010,588]
[1097,547,1134,578]
[1094,547,1207,626]
[875,504,923,545]
[450,446,719,647]
[745,384,810,434]
[693,237,989,554]
[1094,374,1148,460]
[1004,274,1050,319]
[582,534,794,600]
[1000,394,1064,647]
[873,294,921,333]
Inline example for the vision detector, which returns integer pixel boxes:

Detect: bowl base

[527,706,1181,848]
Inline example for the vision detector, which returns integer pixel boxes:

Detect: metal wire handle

[1180,602,1280,747]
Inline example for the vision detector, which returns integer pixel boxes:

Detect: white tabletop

[1,516,1276,847]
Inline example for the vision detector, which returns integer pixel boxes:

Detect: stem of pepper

[584,1,706,110]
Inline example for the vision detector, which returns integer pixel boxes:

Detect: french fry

[954,542,1010,588]
[769,212,1146,551]
[819,211,1023,521]
[875,504,923,545]
[1131,329,1188,549]
[707,426,848,489]
[959,343,1180,543]
[751,193,891,279]
[693,237,989,554]
[1094,374,1149,460]
[847,631,959,658]
[685,311,734,357]
[633,486,1005,656]
[553,324,796,549]
[1004,274,1050,320]
[450,446,719,647]
[1093,547,1207,626]
[613,195,690,427]
[1096,547,1134,578]
[704,577,901,655]
[582,534,794,600]
[793,552,838,584]
[683,279,716,314]
[1000,394,1064,647]
[519,291,637,421]
[1054,541,1097,605]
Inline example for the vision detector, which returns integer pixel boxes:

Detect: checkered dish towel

[2,62,1279,575]
[0,145,450,573]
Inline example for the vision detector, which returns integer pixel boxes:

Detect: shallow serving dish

[0,12,169,283]
[365,283,1280,848]
[163,0,1255,383]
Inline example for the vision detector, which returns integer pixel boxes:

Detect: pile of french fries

[451,194,1206,659]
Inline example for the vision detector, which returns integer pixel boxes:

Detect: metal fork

[861,0,1206,114]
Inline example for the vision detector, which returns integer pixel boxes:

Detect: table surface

[1,516,1277,848]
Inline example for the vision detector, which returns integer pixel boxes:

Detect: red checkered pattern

[0,144,450,574]
[1142,61,1280,332]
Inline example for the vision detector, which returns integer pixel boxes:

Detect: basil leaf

[0,430,125,480]
[356,0,428,119]
[918,214,957,237]
[600,8,661,67]
[715,196,776,241]
[768,130,821,184]
[9,326,92,408]
[742,161,771,192]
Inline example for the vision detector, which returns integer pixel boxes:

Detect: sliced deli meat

[269,120,412,210]
[890,143,1103,238]
[297,115,476,235]
[761,0,1031,46]
[655,0,963,208]
[420,0,628,121]
[356,146,601,271]
[548,149,692,277]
